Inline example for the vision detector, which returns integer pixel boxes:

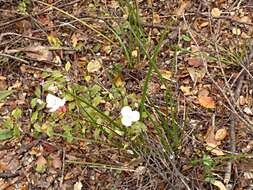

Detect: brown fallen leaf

[187,67,206,84]
[87,59,102,73]
[0,78,7,90]
[198,88,209,97]
[211,180,227,190]
[198,96,216,109]
[25,45,53,61]
[175,0,191,16]
[52,155,62,169]
[205,126,224,156]
[205,126,219,147]
[187,58,203,67]
[215,128,227,141]
[211,8,221,17]
[153,13,161,24]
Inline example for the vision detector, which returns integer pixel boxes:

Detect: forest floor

[1,0,253,190]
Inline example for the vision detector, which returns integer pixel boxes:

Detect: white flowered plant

[120,106,140,127]
[46,93,66,112]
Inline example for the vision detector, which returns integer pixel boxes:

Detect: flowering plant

[46,94,66,112]
[120,106,140,127]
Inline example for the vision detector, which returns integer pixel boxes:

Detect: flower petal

[130,111,140,122]
[120,106,132,116]
[121,116,132,127]
[46,94,66,112]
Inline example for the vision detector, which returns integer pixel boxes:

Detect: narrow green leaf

[0,129,13,140]
[0,90,13,101]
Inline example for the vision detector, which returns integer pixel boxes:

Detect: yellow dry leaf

[211,180,227,190]
[153,13,161,24]
[113,75,125,87]
[198,96,215,109]
[215,128,227,141]
[232,27,241,35]
[211,8,221,17]
[102,45,112,54]
[180,86,191,95]
[200,21,209,28]
[161,70,172,80]
[47,35,62,48]
[211,148,225,156]
[74,181,83,190]
[71,33,78,48]
[131,50,138,57]
[87,59,102,73]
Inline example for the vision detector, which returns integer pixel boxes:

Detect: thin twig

[0,52,29,64]
[59,148,66,187]
[0,32,45,43]
[224,42,253,187]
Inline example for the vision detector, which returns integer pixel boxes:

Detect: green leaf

[65,61,71,72]
[181,34,191,42]
[31,111,38,123]
[89,84,101,97]
[0,90,13,101]
[12,108,22,119]
[33,123,41,133]
[51,70,63,80]
[34,86,41,98]
[46,126,54,137]
[2,118,14,129]
[35,163,47,173]
[63,130,73,143]
[129,121,147,135]
[203,154,213,168]
[94,128,101,140]
[0,129,13,140]
[92,95,102,107]
[31,98,38,108]
[13,124,21,137]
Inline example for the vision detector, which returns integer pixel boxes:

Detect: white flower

[121,106,140,127]
[46,94,66,112]
[47,84,59,93]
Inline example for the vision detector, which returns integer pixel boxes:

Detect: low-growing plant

[0,107,23,140]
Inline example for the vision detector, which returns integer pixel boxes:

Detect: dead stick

[224,42,253,187]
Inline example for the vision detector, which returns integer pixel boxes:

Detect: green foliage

[35,162,47,173]
[18,0,29,14]
[0,90,13,101]
[0,107,23,140]
[107,1,148,68]
[27,68,144,147]
[181,34,191,42]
